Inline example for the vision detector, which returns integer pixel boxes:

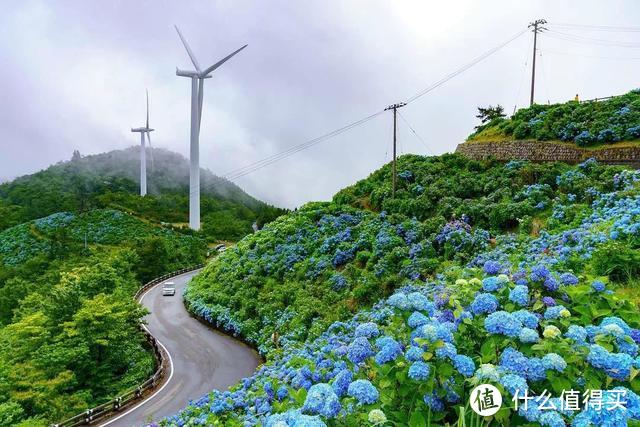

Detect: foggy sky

[1,1,639,208]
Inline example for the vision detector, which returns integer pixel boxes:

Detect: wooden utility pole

[385,102,407,198]
[529,19,547,106]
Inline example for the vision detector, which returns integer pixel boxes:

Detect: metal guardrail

[51,264,205,427]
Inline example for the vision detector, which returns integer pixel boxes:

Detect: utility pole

[529,19,547,106]
[384,102,407,199]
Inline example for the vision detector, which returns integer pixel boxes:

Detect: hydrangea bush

[169,158,640,426]
[468,89,640,146]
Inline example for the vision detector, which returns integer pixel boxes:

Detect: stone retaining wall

[455,141,640,167]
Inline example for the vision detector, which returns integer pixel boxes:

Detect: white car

[162,281,176,296]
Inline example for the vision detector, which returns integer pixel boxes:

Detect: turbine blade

[146,89,149,129]
[174,25,201,72]
[146,132,155,172]
[197,78,204,135]
[202,44,247,76]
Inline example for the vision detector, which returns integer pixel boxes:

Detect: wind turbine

[174,25,247,230]
[131,90,154,197]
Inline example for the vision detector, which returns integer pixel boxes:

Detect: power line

[549,23,640,33]
[545,30,640,48]
[540,48,640,61]
[397,111,434,155]
[199,27,529,185]
[404,28,528,104]
[222,110,385,181]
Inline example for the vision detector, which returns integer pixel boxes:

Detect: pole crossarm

[384,102,407,111]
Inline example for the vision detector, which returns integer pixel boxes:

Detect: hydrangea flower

[408,361,431,380]
[347,337,374,364]
[347,380,379,405]
[482,276,503,292]
[374,337,403,365]
[542,353,567,372]
[405,346,424,362]
[331,369,353,398]
[470,293,499,315]
[407,311,429,329]
[474,364,500,382]
[554,326,580,346]
[483,261,502,275]
[354,322,379,338]
[485,311,523,337]
[368,409,387,425]
[543,325,561,339]
[559,272,579,286]
[509,285,529,306]
[302,383,342,418]
[592,280,606,292]
[519,327,540,343]
[453,355,475,377]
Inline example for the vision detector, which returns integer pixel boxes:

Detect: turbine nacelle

[131,127,154,133]
[176,68,212,79]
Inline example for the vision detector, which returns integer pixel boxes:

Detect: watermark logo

[470,384,502,416]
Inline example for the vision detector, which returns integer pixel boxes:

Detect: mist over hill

[0,147,285,239]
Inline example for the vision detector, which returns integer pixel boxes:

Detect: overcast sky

[1,1,639,208]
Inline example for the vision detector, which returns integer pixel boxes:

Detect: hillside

[467,89,640,146]
[0,209,207,425]
[172,154,640,426]
[0,147,285,241]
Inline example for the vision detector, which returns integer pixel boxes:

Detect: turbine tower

[131,90,154,197]
[174,25,247,230]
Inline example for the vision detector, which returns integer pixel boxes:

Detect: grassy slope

[467,89,640,146]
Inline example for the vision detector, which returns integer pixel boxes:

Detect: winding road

[101,270,261,427]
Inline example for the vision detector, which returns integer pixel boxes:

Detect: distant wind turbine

[131,90,155,197]
[174,25,247,230]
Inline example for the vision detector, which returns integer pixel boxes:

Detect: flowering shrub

[468,89,640,146]
[169,157,640,426]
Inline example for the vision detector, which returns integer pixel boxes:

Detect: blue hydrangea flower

[453,355,475,377]
[544,305,569,320]
[408,361,431,380]
[331,369,353,397]
[485,311,523,337]
[347,380,379,404]
[423,392,445,412]
[407,311,430,329]
[374,337,403,365]
[483,261,502,275]
[302,383,342,418]
[387,293,409,310]
[405,346,424,362]
[276,386,289,401]
[542,353,567,372]
[482,276,503,292]
[559,272,579,286]
[347,337,374,364]
[354,322,380,338]
[509,285,529,306]
[407,292,435,313]
[435,342,457,360]
[530,265,550,282]
[565,325,587,344]
[500,374,528,395]
[470,293,499,315]
[591,280,606,292]
[519,327,540,343]
[512,310,539,329]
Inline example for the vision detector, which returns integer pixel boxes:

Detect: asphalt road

[101,270,261,427]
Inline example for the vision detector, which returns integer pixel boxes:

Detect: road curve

[101,270,261,427]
